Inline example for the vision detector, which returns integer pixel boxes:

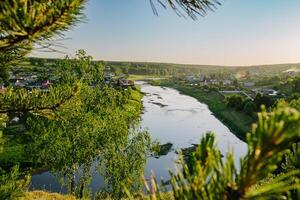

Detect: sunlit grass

[20,191,77,200]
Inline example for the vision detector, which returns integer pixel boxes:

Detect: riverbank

[20,191,76,200]
[128,74,170,81]
[152,80,254,141]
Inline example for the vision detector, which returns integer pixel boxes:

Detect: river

[30,82,247,194]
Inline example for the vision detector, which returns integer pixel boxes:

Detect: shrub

[254,93,273,109]
[226,95,243,109]
[0,166,30,200]
[243,101,256,115]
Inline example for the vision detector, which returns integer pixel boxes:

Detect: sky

[31,0,300,66]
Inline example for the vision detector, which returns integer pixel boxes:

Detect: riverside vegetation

[0,0,300,199]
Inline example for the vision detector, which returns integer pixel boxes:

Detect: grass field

[158,82,254,140]
[221,93,246,98]
[128,74,170,81]
[21,191,77,200]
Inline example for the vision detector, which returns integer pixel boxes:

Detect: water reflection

[30,83,247,197]
[141,83,247,180]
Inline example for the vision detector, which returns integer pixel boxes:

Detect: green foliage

[128,105,300,199]
[16,51,150,199]
[282,143,300,172]
[254,93,273,109]
[289,93,300,101]
[0,65,9,84]
[292,77,300,93]
[0,0,86,53]
[243,101,256,115]
[97,129,151,199]
[208,85,219,92]
[289,98,300,111]
[0,166,30,200]
[226,95,244,109]
[151,0,221,19]
[54,49,103,85]
[0,85,79,117]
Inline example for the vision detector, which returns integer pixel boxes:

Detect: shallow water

[30,83,247,194]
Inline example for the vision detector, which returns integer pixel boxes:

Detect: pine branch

[151,0,221,19]
[0,0,87,53]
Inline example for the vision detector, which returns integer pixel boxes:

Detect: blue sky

[32,0,300,66]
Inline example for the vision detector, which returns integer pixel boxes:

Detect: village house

[185,75,197,83]
[9,77,26,87]
[115,79,135,89]
[264,89,278,96]
[209,79,219,85]
[252,88,279,97]
[222,79,232,85]
[244,82,255,88]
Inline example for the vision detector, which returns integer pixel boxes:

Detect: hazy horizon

[30,0,300,66]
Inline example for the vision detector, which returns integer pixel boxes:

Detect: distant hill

[24,57,300,77]
[103,60,300,76]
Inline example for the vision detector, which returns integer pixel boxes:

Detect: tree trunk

[70,165,76,194]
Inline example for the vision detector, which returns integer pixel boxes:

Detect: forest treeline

[0,1,299,200]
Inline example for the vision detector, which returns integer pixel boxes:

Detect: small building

[185,75,197,83]
[223,80,232,85]
[209,79,219,85]
[14,79,26,87]
[266,89,278,96]
[116,79,135,89]
[244,82,255,88]
[253,88,278,97]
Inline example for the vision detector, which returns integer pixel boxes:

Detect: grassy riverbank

[128,74,170,81]
[20,191,77,200]
[153,80,254,140]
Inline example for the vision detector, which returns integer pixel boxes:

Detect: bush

[208,85,219,92]
[226,95,243,109]
[254,93,273,109]
[243,101,256,115]
[0,166,30,200]
[289,93,300,101]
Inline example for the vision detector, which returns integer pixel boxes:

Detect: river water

[30,83,247,194]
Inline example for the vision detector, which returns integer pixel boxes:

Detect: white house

[244,82,255,88]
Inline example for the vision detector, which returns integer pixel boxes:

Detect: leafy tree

[233,79,239,88]
[22,52,150,199]
[226,95,243,109]
[292,77,300,93]
[289,93,300,101]
[0,166,30,200]
[243,101,256,115]
[0,66,9,84]
[254,93,273,109]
